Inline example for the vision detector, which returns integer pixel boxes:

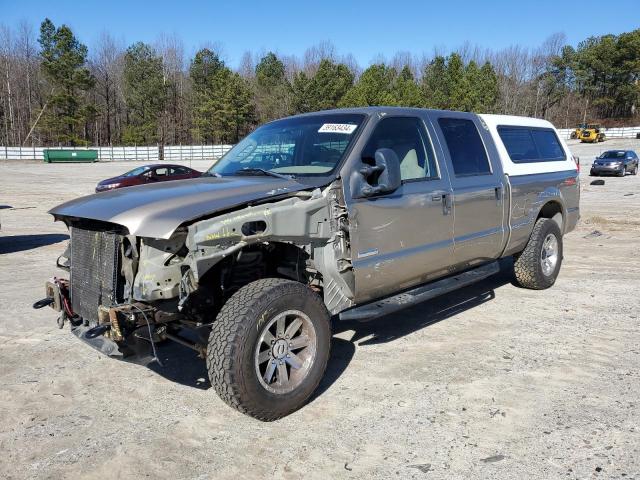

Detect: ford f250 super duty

[35,107,579,420]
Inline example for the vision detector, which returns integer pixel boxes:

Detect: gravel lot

[0,139,639,479]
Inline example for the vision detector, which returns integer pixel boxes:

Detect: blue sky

[2,0,638,67]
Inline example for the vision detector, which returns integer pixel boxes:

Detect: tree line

[1,19,639,147]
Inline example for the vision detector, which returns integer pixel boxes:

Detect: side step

[338,261,500,322]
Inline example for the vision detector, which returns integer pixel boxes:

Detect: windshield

[599,151,625,159]
[123,166,149,177]
[208,113,365,177]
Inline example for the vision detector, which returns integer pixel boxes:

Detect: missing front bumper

[71,323,157,365]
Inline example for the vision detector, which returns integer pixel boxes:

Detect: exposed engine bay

[37,181,354,362]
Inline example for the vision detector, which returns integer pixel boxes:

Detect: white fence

[1,126,639,160]
[556,126,640,140]
[0,144,233,162]
[163,145,233,162]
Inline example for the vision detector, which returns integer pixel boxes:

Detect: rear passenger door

[432,113,506,267]
[170,166,192,180]
[347,115,455,303]
[152,167,170,182]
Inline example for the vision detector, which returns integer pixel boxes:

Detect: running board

[338,261,500,322]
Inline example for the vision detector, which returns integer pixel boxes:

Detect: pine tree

[292,59,353,113]
[122,42,166,145]
[291,71,312,113]
[190,48,230,143]
[190,49,255,143]
[422,56,449,109]
[221,72,255,143]
[393,66,424,107]
[446,53,466,110]
[339,64,396,106]
[254,52,291,122]
[478,61,499,113]
[460,60,481,111]
[38,18,95,145]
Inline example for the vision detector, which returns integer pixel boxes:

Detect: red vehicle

[95,164,201,192]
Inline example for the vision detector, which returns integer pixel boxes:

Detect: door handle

[495,186,502,201]
[430,191,451,215]
[443,193,452,215]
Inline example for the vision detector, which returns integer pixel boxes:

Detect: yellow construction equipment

[571,123,587,139]
[580,124,606,143]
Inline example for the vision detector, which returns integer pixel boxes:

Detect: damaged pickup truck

[36,108,579,420]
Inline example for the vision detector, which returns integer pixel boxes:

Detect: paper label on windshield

[318,123,358,134]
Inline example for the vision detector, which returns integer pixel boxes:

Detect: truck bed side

[479,114,580,256]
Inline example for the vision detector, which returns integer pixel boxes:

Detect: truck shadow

[148,341,211,390]
[0,233,69,254]
[146,259,514,398]
[312,258,514,401]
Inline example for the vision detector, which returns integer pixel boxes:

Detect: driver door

[345,116,455,304]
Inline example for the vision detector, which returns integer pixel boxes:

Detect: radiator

[70,227,122,324]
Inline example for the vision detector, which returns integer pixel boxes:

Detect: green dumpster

[43,149,98,163]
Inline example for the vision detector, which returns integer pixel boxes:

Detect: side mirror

[354,148,402,198]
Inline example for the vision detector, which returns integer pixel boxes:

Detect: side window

[498,126,566,163]
[362,117,438,182]
[154,167,168,176]
[530,129,565,161]
[171,166,188,175]
[496,127,537,161]
[438,118,491,176]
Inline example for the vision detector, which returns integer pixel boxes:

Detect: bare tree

[302,40,337,75]
[156,33,188,144]
[90,32,124,145]
[238,51,255,79]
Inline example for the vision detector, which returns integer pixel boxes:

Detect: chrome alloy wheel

[540,233,559,277]
[254,310,317,394]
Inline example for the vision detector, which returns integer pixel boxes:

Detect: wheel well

[197,242,318,305]
[537,201,563,232]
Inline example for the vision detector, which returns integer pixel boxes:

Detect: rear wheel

[207,278,331,421]
[513,218,563,290]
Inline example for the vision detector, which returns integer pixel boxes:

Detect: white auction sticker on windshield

[318,123,358,134]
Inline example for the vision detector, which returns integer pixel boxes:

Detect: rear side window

[438,118,491,176]
[498,126,566,163]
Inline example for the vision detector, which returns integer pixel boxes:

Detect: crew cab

[36,108,579,420]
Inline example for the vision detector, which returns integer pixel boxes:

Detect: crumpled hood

[50,176,307,239]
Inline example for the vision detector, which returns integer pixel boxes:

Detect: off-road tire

[207,278,331,421]
[513,218,563,290]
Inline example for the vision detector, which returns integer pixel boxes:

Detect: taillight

[574,155,580,173]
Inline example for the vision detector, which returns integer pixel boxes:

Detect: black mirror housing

[355,148,401,198]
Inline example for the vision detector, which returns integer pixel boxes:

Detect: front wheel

[513,218,563,290]
[207,278,331,421]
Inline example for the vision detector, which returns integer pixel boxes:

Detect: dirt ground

[0,139,638,480]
